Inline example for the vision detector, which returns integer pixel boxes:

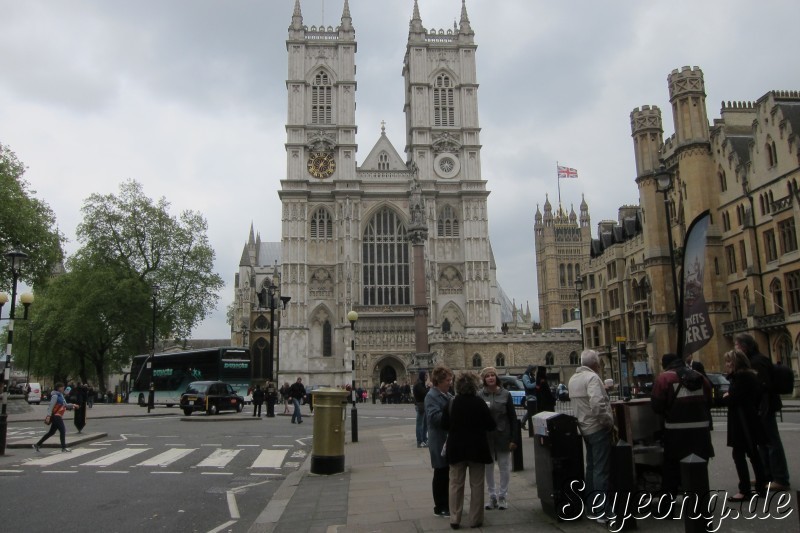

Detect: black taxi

[180,381,244,416]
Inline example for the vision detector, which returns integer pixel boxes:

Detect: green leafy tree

[76,180,224,344]
[0,143,64,290]
[21,259,151,392]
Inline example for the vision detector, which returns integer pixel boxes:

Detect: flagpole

[557,162,562,212]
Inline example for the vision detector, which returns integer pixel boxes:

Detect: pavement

[5,399,800,532]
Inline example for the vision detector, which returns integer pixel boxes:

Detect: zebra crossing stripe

[136,448,196,467]
[250,449,287,468]
[27,448,98,466]
[195,449,241,468]
[81,448,150,466]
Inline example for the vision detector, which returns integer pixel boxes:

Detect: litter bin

[310,388,349,475]
[532,411,584,520]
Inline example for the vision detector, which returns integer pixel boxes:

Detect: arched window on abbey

[378,151,390,171]
[765,138,778,167]
[472,354,482,368]
[437,205,460,237]
[545,352,554,366]
[569,352,579,365]
[433,74,455,127]
[718,169,727,192]
[311,71,332,124]
[362,207,410,306]
[495,353,505,367]
[310,208,333,240]
[442,318,451,333]
[322,319,332,357]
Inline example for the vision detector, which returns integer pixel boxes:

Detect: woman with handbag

[33,383,80,452]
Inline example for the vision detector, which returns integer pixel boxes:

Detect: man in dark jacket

[735,333,791,490]
[651,353,713,497]
[413,371,429,448]
[288,377,306,424]
[251,385,265,418]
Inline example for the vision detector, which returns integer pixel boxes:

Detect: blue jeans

[416,406,427,445]
[759,413,790,486]
[583,428,612,517]
[291,398,302,423]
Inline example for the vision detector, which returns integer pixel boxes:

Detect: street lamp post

[267,283,277,382]
[575,275,585,349]
[347,310,358,443]
[654,165,681,318]
[0,249,34,455]
[148,283,159,414]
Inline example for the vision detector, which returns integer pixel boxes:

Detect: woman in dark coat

[723,349,767,501]
[443,371,497,529]
[425,365,454,517]
[534,366,555,413]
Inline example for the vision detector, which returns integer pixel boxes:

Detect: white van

[22,383,42,405]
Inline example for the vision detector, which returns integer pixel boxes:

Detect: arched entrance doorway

[380,365,397,385]
[374,355,408,387]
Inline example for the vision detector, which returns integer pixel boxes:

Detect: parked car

[498,375,527,407]
[179,381,244,416]
[19,382,42,405]
[705,372,730,407]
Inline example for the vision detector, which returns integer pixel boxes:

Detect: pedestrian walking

[289,377,306,423]
[413,370,429,448]
[33,383,80,453]
[443,371,496,529]
[252,385,265,418]
[569,350,614,524]
[265,381,278,417]
[425,365,453,518]
[734,333,791,491]
[479,367,517,511]
[722,350,767,501]
[280,382,291,414]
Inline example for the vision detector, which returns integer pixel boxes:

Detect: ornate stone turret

[458,0,474,38]
[668,66,710,147]
[630,105,664,177]
[289,0,303,36]
[580,194,590,228]
[339,0,353,36]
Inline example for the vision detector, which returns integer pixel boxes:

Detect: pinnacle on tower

[410,0,424,34]
[459,0,473,35]
[340,0,353,32]
[290,0,303,31]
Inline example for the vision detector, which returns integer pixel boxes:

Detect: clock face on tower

[307,152,336,179]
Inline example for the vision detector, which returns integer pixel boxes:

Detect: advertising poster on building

[681,211,713,357]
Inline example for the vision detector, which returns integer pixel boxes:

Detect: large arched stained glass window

[362,208,410,306]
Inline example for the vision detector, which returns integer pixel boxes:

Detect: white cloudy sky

[1,0,799,339]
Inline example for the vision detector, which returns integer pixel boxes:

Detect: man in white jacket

[568,350,614,524]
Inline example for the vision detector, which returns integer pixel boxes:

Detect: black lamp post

[575,275,585,349]
[267,283,277,381]
[0,249,34,455]
[26,322,34,387]
[654,165,681,318]
[347,310,358,443]
[148,283,159,413]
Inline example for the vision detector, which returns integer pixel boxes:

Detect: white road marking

[27,448,98,466]
[151,471,182,474]
[81,448,150,466]
[207,520,237,533]
[196,449,240,468]
[251,449,287,468]
[136,448,196,467]
[201,472,233,476]
[42,470,77,474]
[227,491,240,519]
[97,471,129,474]
[0,470,23,474]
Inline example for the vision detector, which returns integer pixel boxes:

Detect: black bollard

[512,417,524,471]
[526,397,537,438]
[609,439,637,530]
[147,383,155,413]
[680,454,710,533]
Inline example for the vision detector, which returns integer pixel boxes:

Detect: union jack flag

[557,165,578,179]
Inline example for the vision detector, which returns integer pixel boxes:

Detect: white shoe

[498,496,507,510]
[485,495,497,510]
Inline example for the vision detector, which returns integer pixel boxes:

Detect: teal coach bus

[128,347,251,407]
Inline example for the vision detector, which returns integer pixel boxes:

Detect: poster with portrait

[681,211,713,357]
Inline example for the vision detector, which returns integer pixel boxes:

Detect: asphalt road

[0,402,414,533]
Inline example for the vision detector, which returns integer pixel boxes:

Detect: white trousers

[485,450,511,499]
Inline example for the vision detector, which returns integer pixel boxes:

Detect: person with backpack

[33,382,80,453]
[734,333,791,491]
[651,352,714,498]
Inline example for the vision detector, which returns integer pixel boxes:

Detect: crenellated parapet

[668,66,706,100]
[630,105,664,177]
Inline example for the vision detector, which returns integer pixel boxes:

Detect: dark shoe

[727,493,748,502]
[768,482,790,491]
[450,524,460,530]
[291,420,296,423]
[470,524,482,529]
[298,420,303,424]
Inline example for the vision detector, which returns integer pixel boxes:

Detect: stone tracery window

[362,208,410,306]
[437,205,460,237]
[433,73,455,127]
[378,151,390,170]
[311,71,332,124]
[311,208,333,240]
